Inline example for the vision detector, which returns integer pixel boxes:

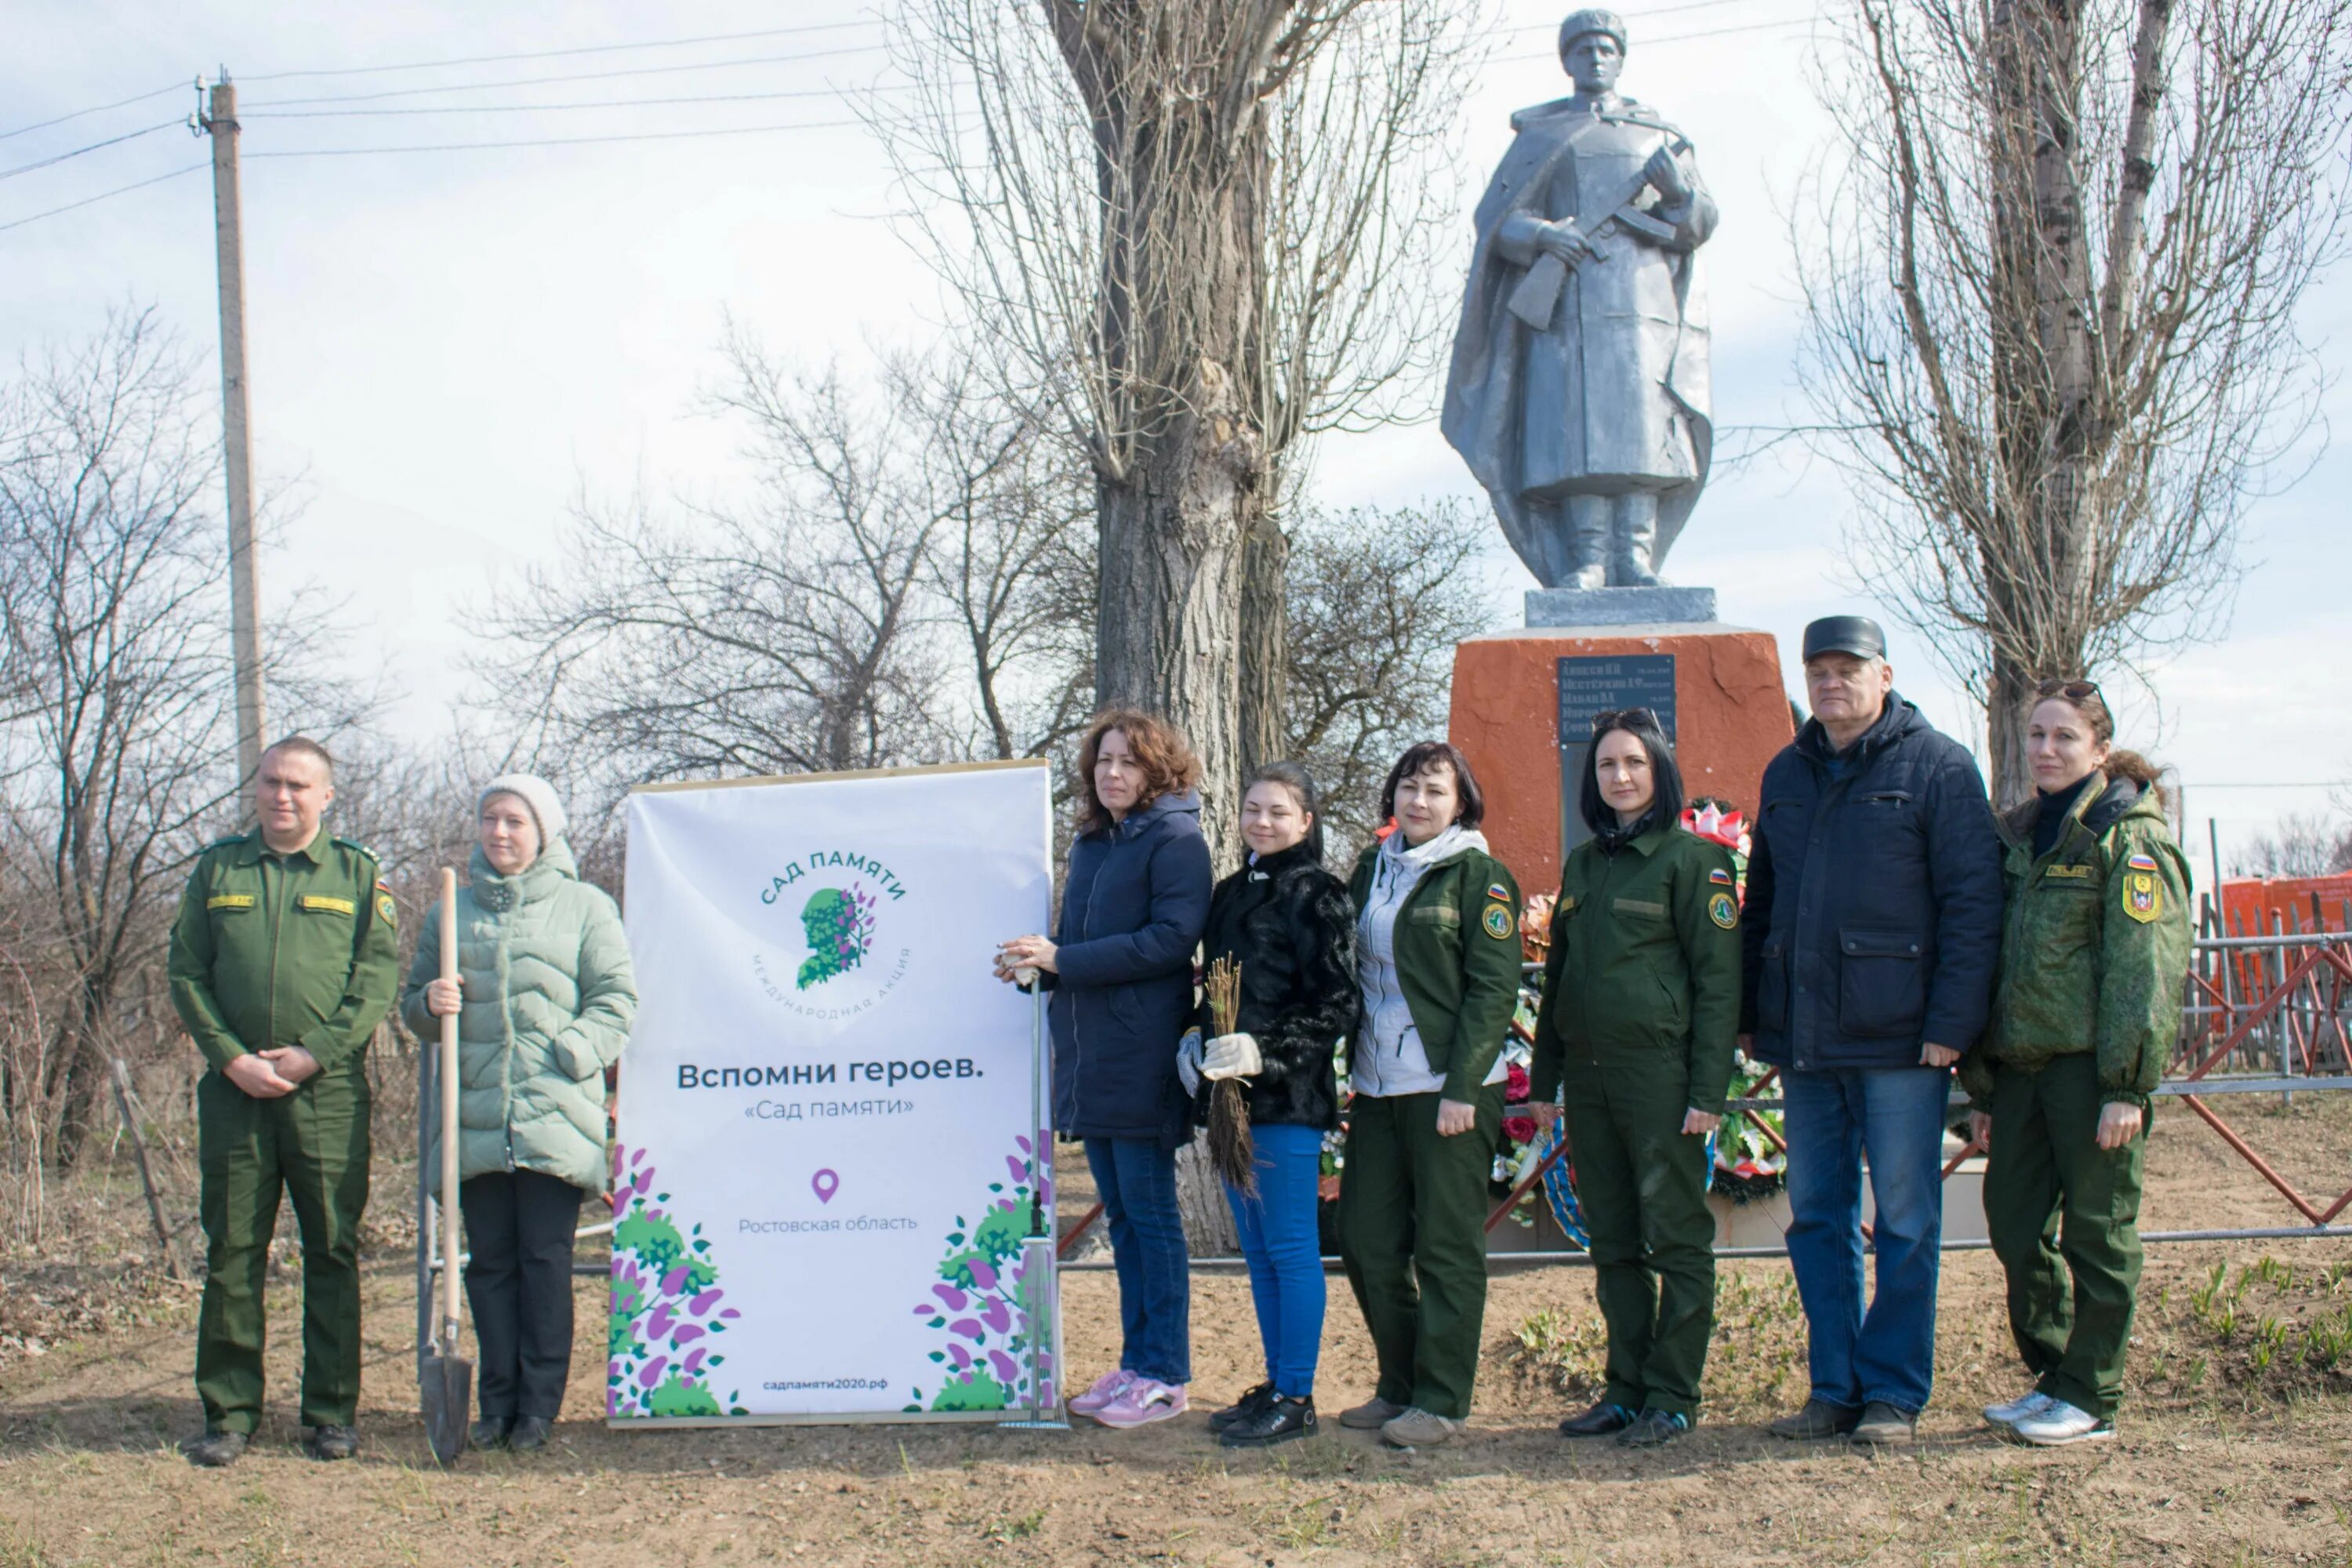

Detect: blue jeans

[1781,1066,1950,1414]
[1083,1136,1191,1385]
[1223,1123,1327,1399]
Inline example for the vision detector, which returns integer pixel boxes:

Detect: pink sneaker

[1094,1377,1188,1429]
[1068,1369,1136,1417]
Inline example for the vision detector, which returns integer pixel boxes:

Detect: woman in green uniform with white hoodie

[1335,741,1523,1450]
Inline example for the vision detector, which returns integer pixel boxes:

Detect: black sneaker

[507,1416,554,1452]
[302,1424,361,1461]
[1208,1382,1276,1434]
[1220,1395,1316,1449]
[184,1429,249,1468]
[1557,1400,1636,1438]
[471,1417,513,1450]
[1616,1408,1690,1448]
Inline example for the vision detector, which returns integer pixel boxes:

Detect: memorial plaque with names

[1556,655,1679,857]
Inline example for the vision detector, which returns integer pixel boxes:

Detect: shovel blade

[419,1351,472,1465]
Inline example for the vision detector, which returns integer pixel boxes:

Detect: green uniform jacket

[1961,776,2193,1112]
[168,829,401,1074]
[401,840,636,1193]
[1345,842,1523,1102]
[1528,825,1744,1115]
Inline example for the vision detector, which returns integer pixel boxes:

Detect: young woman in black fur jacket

[1181,761,1359,1448]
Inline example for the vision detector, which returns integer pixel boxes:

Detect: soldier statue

[1442,9,1715,590]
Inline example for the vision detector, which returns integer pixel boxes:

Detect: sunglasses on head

[2034,678,2103,702]
[1588,707,1662,735]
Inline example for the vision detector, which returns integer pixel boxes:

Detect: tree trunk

[1986,648,2037,811]
[1985,0,2096,799]
[1236,508,1290,790]
[1094,419,1259,874]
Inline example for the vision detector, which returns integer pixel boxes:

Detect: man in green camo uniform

[168,737,400,1467]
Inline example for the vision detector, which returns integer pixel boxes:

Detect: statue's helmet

[1558,8,1629,53]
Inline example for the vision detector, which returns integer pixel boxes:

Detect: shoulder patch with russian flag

[1709,867,1734,886]
[2126,851,2158,872]
[1486,881,1512,903]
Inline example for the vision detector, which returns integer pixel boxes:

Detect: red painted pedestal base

[1447,622,1795,894]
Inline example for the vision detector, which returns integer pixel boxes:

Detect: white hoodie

[1351,823,1510,1099]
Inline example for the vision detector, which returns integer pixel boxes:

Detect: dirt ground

[4,1094,2350,1568]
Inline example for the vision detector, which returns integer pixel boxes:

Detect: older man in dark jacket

[1740,617,2002,1448]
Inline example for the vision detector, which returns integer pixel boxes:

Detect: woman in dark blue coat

[996,709,1211,1429]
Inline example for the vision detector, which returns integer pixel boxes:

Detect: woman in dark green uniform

[1965,681,2191,1447]
[1530,710,1741,1448]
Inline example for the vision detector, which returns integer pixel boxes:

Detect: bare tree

[489,334,1099,796]
[1284,499,1496,858]
[1794,0,2352,802]
[2234,810,2352,880]
[877,0,1486,859]
[902,359,1097,762]
[0,310,363,1163]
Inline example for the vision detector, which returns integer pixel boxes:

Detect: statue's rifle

[1505,129,1693,332]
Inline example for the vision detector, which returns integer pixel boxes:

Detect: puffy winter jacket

[1960,775,2193,1111]
[401,840,637,1192]
[1189,842,1356,1131]
[1046,789,1214,1145]
[1740,694,2004,1071]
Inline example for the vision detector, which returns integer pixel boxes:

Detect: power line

[241,18,884,83]
[243,116,878,159]
[241,42,890,111]
[0,162,205,235]
[0,82,188,145]
[244,85,869,120]
[0,120,183,183]
[1500,0,1807,34]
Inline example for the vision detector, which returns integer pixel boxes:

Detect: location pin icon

[811,1168,840,1205]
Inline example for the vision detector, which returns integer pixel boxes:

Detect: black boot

[301,1425,361,1461]
[1220,1395,1317,1449]
[508,1417,554,1453]
[1556,1400,1636,1438]
[1208,1382,1276,1434]
[184,1429,249,1468]
[471,1417,513,1450]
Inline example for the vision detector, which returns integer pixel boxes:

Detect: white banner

[609,760,1060,1425]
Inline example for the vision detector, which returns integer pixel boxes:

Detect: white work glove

[1202,1032,1261,1082]
[1175,1029,1204,1098]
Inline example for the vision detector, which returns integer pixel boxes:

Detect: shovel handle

[438,869,463,1333]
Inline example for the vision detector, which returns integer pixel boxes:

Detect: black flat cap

[1802,615,1886,662]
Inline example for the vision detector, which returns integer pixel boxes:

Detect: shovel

[419,867,470,1465]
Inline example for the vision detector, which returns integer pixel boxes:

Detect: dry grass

[1,1094,2349,1566]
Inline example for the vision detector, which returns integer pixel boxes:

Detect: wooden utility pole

[202,74,267,804]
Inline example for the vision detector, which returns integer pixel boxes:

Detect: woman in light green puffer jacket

[400,774,635,1451]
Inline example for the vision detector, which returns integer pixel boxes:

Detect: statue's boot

[1610,499,1664,587]
[1565,497,1609,590]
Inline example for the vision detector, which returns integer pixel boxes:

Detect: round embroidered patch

[1707,891,1738,930]
[376,892,398,927]
[1482,902,1515,940]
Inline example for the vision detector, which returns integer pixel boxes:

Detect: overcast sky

[6,0,2347,876]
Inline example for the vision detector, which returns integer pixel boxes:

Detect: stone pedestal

[1448,619,1794,894]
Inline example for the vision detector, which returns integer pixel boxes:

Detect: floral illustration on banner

[902,1133,1056,1414]
[608,1144,746,1418]
[796,882,878,990]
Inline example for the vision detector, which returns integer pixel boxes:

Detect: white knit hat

[479,773,568,841]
